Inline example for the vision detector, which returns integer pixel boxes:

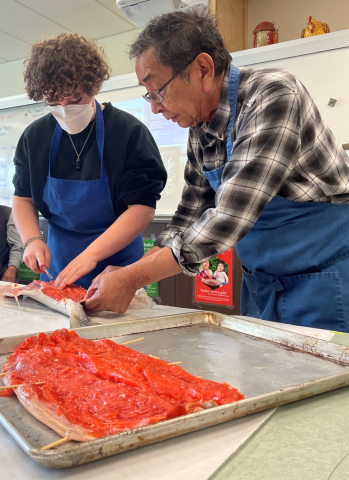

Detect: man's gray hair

[129,6,231,80]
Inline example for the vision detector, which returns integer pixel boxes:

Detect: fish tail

[69,305,99,328]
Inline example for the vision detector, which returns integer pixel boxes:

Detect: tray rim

[1,311,349,468]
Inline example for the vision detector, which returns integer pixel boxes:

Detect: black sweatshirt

[13,103,167,220]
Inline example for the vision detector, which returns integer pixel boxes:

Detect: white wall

[233,32,349,146]
[0,28,141,99]
[98,29,142,77]
[0,59,26,100]
[248,0,349,49]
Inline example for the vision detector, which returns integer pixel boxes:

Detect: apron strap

[95,100,107,180]
[226,64,241,160]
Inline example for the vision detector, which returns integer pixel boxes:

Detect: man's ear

[194,53,215,92]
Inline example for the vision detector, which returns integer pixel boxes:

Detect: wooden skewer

[41,436,70,450]
[0,382,44,390]
[0,371,14,377]
[119,337,144,346]
[149,356,181,365]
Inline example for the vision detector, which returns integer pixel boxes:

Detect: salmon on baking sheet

[5,281,94,328]
[0,329,244,441]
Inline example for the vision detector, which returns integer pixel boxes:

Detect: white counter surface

[0,293,198,337]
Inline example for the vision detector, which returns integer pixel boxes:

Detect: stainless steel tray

[1,311,349,468]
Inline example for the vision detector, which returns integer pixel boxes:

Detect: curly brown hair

[24,33,111,102]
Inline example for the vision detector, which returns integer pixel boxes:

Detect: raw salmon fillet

[8,280,86,303]
[0,329,244,441]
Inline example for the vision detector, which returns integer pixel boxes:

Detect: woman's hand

[84,266,137,314]
[24,240,51,274]
[55,252,99,289]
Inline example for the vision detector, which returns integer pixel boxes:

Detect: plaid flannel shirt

[155,66,349,275]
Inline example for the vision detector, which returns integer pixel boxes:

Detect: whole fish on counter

[5,280,97,328]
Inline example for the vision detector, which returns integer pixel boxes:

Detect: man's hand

[55,252,99,289]
[84,247,181,314]
[1,266,17,283]
[84,266,137,314]
[24,240,51,274]
[97,265,122,277]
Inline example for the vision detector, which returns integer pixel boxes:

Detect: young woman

[12,33,167,289]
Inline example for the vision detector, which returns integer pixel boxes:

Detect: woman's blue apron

[202,64,349,331]
[41,100,144,289]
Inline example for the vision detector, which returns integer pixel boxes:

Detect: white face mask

[49,100,94,135]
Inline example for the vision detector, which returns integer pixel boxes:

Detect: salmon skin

[6,281,96,328]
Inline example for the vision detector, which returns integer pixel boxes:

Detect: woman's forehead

[43,87,86,101]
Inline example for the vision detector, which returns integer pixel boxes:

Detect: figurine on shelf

[301,16,330,38]
[253,21,279,48]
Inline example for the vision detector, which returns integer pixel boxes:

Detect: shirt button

[180,257,184,262]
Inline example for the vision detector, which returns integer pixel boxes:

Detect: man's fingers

[84,284,99,300]
[106,266,123,274]
[91,266,120,285]
[98,265,123,277]
[89,273,102,287]
[84,303,104,313]
[84,295,101,310]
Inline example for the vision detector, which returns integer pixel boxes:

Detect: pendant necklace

[68,119,96,170]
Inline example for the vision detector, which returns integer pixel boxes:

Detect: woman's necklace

[68,119,96,170]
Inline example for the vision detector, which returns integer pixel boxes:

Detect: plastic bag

[127,288,156,311]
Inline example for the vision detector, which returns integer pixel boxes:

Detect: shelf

[232,29,349,67]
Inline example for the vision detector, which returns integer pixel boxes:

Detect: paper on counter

[0,408,276,480]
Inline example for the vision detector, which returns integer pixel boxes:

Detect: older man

[84,7,349,331]
[0,205,24,283]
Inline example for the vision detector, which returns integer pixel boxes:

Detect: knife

[43,269,54,281]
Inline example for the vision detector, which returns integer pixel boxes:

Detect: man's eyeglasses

[142,57,196,105]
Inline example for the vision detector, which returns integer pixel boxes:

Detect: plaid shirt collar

[191,65,231,141]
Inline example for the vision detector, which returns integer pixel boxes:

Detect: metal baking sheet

[1,311,349,468]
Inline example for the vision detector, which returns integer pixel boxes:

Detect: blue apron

[42,100,144,289]
[202,64,349,331]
